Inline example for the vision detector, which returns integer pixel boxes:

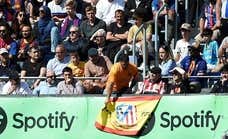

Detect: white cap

[170,67,186,75]
[0,48,8,55]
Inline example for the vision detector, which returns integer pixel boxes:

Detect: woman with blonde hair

[159,45,176,76]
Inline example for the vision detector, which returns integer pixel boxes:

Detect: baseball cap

[88,48,98,56]
[180,23,191,31]
[170,67,186,75]
[0,48,8,55]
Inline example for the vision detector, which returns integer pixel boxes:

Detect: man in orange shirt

[104,53,139,104]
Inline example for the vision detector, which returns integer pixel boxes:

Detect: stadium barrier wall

[0,94,227,139]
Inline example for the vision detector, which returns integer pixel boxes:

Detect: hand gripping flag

[95,95,161,136]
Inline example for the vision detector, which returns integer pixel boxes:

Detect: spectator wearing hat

[1,71,32,95]
[83,48,112,93]
[168,67,190,94]
[201,28,219,72]
[136,67,166,94]
[0,48,21,77]
[174,23,195,65]
[210,64,228,93]
[124,8,152,68]
[104,53,139,104]
[180,41,207,87]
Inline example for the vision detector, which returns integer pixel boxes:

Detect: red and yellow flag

[95,95,161,136]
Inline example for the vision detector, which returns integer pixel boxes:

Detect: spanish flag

[95,95,161,136]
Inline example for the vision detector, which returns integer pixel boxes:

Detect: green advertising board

[0,95,227,139]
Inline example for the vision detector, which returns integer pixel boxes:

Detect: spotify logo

[0,107,7,134]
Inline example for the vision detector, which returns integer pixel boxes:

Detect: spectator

[33,6,61,60]
[33,70,58,95]
[180,41,207,86]
[24,0,34,23]
[125,0,152,21]
[17,24,38,62]
[63,25,89,61]
[136,67,166,94]
[106,9,132,62]
[67,52,85,77]
[174,23,195,65]
[218,36,228,63]
[20,47,46,89]
[2,71,32,95]
[124,8,152,67]
[0,42,20,92]
[90,29,109,57]
[168,67,190,94]
[159,45,176,76]
[56,67,84,94]
[80,5,106,40]
[0,0,14,24]
[152,0,175,44]
[210,64,228,93]
[47,0,67,23]
[216,0,228,44]
[11,10,30,40]
[196,0,219,41]
[201,28,219,72]
[60,0,82,39]
[95,0,125,26]
[104,53,139,104]
[83,48,112,93]
[0,21,18,60]
[46,44,70,76]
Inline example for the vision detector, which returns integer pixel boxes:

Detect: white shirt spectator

[96,0,125,25]
[174,38,195,65]
[48,0,66,16]
[47,56,70,76]
[2,81,32,95]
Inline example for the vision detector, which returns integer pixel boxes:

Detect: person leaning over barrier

[210,64,228,93]
[104,53,139,104]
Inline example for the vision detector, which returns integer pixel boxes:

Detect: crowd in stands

[0,0,227,95]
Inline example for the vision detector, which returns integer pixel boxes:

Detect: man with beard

[33,70,58,95]
[20,47,46,89]
[17,24,38,61]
